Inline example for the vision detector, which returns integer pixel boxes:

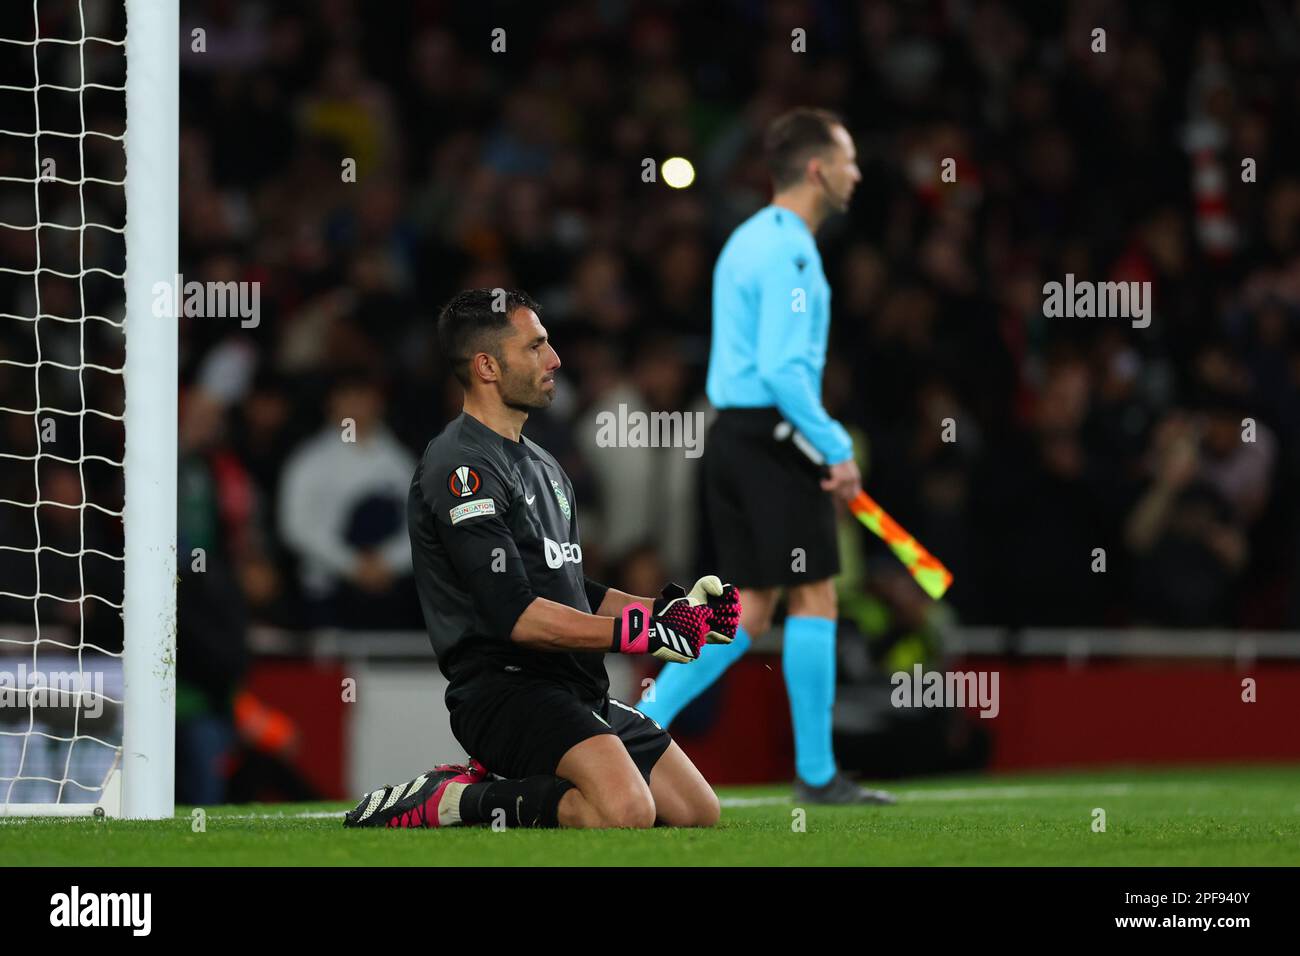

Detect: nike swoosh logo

[525,493,536,505]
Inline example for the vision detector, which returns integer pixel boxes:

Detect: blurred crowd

[5,0,1300,665]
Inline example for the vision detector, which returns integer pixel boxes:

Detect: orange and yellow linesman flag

[774,420,955,600]
[847,490,953,600]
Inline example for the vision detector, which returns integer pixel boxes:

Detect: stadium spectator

[1125,413,1249,626]
[277,373,417,628]
[575,334,710,581]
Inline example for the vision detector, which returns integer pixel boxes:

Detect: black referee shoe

[794,772,897,806]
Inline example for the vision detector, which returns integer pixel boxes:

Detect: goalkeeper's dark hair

[437,288,541,388]
[764,107,845,191]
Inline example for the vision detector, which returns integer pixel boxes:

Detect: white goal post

[0,0,176,819]
[120,0,177,822]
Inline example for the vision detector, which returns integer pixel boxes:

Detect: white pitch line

[0,781,1231,823]
[219,811,343,820]
[719,784,1139,808]
[897,783,1138,802]
[200,781,1183,818]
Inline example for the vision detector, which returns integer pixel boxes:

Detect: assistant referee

[639,108,893,805]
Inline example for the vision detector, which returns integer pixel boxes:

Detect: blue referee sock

[782,615,838,787]
[637,625,752,727]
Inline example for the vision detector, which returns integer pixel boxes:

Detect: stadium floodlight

[0,0,176,819]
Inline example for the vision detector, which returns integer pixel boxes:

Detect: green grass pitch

[4,765,1298,866]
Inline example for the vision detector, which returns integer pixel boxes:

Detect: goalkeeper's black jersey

[408,411,609,704]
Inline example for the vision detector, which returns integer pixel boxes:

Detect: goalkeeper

[344,288,740,830]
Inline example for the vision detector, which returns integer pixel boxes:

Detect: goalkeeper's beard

[499,359,555,412]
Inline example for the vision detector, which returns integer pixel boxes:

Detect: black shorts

[448,668,672,784]
[704,407,840,589]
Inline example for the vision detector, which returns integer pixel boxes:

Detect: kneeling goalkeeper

[344,289,740,830]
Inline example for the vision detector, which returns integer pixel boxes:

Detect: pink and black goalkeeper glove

[688,575,742,644]
[610,586,709,663]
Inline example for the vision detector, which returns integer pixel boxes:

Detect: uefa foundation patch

[449,498,495,524]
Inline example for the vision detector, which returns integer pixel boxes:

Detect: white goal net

[0,0,176,819]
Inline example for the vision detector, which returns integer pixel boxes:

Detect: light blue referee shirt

[706,204,853,465]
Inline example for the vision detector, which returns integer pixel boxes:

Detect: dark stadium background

[3,0,1300,801]
[171,0,1300,627]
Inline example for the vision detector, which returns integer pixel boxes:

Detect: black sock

[458,776,576,828]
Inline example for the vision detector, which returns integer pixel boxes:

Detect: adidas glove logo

[655,623,690,656]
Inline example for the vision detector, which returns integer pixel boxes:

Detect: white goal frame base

[0,766,122,818]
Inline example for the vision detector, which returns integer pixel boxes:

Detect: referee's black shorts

[448,668,671,784]
[703,407,840,589]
